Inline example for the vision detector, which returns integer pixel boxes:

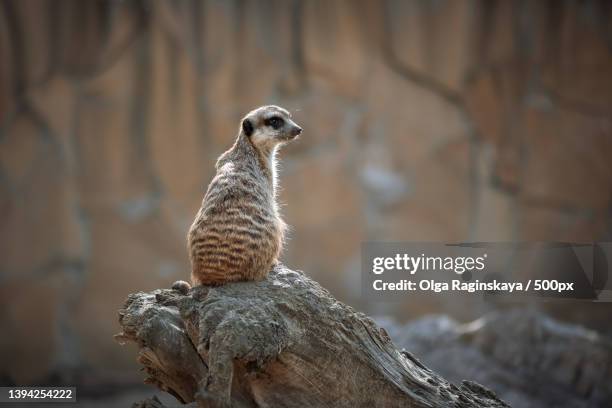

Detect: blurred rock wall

[1,0,611,384]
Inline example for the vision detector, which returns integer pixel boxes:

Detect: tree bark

[115,264,510,408]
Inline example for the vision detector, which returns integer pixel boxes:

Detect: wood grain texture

[116,265,510,408]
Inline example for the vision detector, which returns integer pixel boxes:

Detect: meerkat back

[187,105,302,287]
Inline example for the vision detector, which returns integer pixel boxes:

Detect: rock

[302,0,373,98]
[0,273,72,384]
[0,8,15,123]
[519,107,612,212]
[538,1,612,113]
[385,0,477,92]
[0,110,83,277]
[72,209,188,376]
[383,309,612,408]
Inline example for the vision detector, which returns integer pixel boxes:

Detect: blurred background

[1,0,612,398]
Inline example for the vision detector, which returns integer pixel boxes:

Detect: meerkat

[177,105,301,289]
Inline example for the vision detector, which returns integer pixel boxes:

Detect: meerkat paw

[171,280,191,295]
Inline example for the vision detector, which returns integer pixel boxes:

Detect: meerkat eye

[265,116,284,130]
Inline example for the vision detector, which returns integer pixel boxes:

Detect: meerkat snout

[290,125,302,138]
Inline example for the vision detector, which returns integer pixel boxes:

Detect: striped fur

[188,106,301,286]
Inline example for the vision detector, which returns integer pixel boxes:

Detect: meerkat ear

[242,119,254,137]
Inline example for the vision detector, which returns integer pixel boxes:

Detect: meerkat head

[240,105,302,152]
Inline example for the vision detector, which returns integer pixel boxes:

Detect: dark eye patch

[264,116,284,130]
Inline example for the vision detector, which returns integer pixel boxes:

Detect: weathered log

[115,264,509,407]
